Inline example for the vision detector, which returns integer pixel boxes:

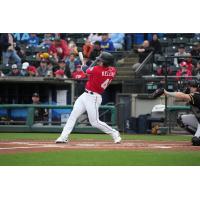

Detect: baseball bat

[78,52,84,65]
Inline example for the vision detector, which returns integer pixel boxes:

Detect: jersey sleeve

[189,93,200,106]
[86,66,96,75]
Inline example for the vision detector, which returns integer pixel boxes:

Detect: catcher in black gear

[161,80,200,146]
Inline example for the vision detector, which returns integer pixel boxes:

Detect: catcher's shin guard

[177,115,196,135]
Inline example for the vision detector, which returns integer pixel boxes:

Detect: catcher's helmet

[96,52,114,66]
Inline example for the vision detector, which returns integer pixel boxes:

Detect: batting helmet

[96,52,114,66]
[191,136,200,146]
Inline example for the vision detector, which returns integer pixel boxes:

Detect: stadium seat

[76,38,86,44]
[25,55,37,62]
[185,45,193,53]
[159,37,172,46]
[190,37,200,44]
[172,37,189,45]
[165,46,178,55]
[164,33,178,38]
[179,33,195,38]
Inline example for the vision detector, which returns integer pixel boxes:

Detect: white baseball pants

[59,92,120,140]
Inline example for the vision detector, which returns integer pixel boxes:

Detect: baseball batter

[56,52,121,144]
[163,80,200,146]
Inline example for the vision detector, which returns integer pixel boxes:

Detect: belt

[85,89,100,96]
[85,90,94,95]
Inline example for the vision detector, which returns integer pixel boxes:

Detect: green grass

[0,132,192,142]
[0,132,197,166]
[0,150,199,166]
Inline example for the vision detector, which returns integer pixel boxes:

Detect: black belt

[85,90,94,95]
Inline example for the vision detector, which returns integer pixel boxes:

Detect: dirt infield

[0,139,200,154]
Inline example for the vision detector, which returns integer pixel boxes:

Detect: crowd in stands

[0,33,126,79]
[133,34,200,83]
[1,33,200,84]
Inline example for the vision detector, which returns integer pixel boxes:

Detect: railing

[0,104,117,133]
[135,51,154,75]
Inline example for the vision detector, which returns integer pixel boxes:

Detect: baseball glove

[151,88,164,98]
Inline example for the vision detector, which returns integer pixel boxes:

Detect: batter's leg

[56,94,86,143]
[85,94,121,143]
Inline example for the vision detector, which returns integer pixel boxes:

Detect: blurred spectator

[185,53,195,72]
[174,44,190,68]
[54,69,66,78]
[89,41,102,61]
[192,61,200,78]
[8,64,21,76]
[0,70,5,77]
[40,33,54,48]
[15,45,26,62]
[0,33,21,65]
[83,39,93,58]
[32,92,48,123]
[190,42,200,57]
[124,33,133,51]
[72,65,87,79]
[150,34,162,54]
[88,33,102,44]
[20,62,29,76]
[49,37,70,63]
[100,33,115,52]
[176,61,192,81]
[156,65,172,76]
[132,40,154,71]
[54,60,71,78]
[66,53,80,73]
[37,60,52,77]
[27,33,39,47]
[110,33,125,50]
[68,40,78,55]
[27,66,38,77]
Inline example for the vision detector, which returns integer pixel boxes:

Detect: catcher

[152,80,200,146]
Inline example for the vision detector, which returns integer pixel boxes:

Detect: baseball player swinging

[152,80,200,146]
[56,52,121,144]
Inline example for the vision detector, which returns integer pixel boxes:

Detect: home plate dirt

[0,139,200,154]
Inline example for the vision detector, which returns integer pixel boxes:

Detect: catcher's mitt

[151,88,164,98]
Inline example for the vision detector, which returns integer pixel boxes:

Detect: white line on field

[0,145,67,150]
